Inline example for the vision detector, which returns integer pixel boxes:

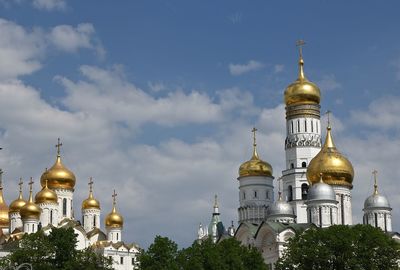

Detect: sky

[0,0,400,248]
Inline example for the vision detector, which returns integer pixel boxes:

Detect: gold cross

[325,110,332,127]
[372,170,378,193]
[28,177,34,191]
[112,189,117,205]
[251,127,258,147]
[18,178,23,192]
[88,177,94,192]
[296,40,306,58]
[55,138,63,155]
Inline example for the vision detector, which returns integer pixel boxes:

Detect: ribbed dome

[105,205,123,228]
[20,183,41,220]
[239,129,273,178]
[284,56,321,106]
[40,154,76,191]
[307,176,336,201]
[0,184,9,228]
[82,179,100,210]
[268,193,294,216]
[35,180,58,204]
[9,180,26,213]
[307,126,354,188]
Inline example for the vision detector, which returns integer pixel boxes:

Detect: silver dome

[307,181,336,201]
[268,199,294,216]
[364,193,391,209]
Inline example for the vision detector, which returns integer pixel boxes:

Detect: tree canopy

[275,224,400,270]
[0,227,112,270]
[139,235,267,270]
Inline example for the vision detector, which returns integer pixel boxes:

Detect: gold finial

[28,177,34,202]
[372,170,378,195]
[44,179,49,188]
[214,194,218,208]
[319,173,324,183]
[88,177,94,193]
[0,169,3,190]
[325,110,332,129]
[251,127,259,159]
[55,138,63,156]
[18,178,23,193]
[296,40,306,80]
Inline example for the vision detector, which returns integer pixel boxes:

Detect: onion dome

[284,41,321,106]
[40,138,76,191]
[364,171,391,209]
[35,180,58,204]
[0,170,9,228]
[82,177,100,210]
[9,178,26,213]
[20,179,41,220]
[268,192,294,216]
[307,174,336,201]
[105,190,123,229]
[306,124,354,188]
[238,128,273,178]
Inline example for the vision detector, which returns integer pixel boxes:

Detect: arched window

[301,183,309,200]
[374,213,378,228]
[291,121,294,133]
[304,120,307,132]
[116,232,119,241]
[290,163,294,169]
[288,185,293,201]
[254,191,257,198]
[63,198,67,216]
[50,210,53,224]
[297,120,300,132]
[384,213,387,231]
[93,215,96,227]
[302,161,307,168]
[319,207,322,227]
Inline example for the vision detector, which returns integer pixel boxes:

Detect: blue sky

[1,0,400,248]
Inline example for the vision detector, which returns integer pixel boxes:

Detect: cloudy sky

[0,0,400,248]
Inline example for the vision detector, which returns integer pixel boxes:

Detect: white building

[0,141,140,270]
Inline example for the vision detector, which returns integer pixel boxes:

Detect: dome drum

[285,103,321,120]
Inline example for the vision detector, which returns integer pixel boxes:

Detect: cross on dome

[18,178,23,192]
[88,177,94,192]
[296,39,306,59]
[112,189,117,205]
[55,138,63,156]
[251,127,258,147]
[28,177,34,191]
[372,169,378,194]
[325,110,332,128]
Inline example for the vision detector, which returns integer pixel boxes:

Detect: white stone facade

[9,212,22,233]
[54,188,74,220]
[38,202,59,227]
[332,185,352,225]
[82,208,101,232]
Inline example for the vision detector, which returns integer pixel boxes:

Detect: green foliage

[139,236,267,270]
[0,227,112,270]
[275,224,400,270]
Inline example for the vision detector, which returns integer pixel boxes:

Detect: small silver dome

[307,181,336,201]
[364,193,391,209]
[268,198,294,216]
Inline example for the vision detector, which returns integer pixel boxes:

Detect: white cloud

[274,64,284,73]
[316,74,341,91]
[148,81,166,92]
[32,0,66,11]
[229,60,264,76]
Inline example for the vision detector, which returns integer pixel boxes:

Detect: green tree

[0,227,112,270]
[139,235,180,270]
[275,224,400,270]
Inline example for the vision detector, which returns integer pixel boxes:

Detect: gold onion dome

[82,178,100,210]
[306,124,354,188]
[0,171,9,228]
[40,139,76,191]
[284,41,321,106]
[105,190,123,228]
[35,180,58,204]
[9,179,26,213]
[238,128,273,178]
[20,179,41,220]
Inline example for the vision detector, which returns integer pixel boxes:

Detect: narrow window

[82,216,85,227]
[32,224,35,231]
[297,120,300,132]
[302,161,307,168]
[330,208,333,225]
[63,198,67,216]
[291,121,294,133]
[50,210,53,224]
[290,163,294,169]
[120,257,123,264]
[311,120,314,132]
[254,191,257,198]
[117,232,119,241]
[304,120,307,132]
[266,191,269,199]
[316,121,319,133]
[243,192,246,200]
[319,207,322,227]
[301,183,308,200]
[341,195,344,225]
[384,214,387,232]
[374,213,378,228]
[366,214,369,225]
[288,185,293,201]
[132,258,135,265]
[308,209,311,223]
[93,215,96,227]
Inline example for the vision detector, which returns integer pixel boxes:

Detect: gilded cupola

[105,190,123,228]
[9,178,26,213]
[0,170,9,228]
[238,128,273,178]
[284,40,321,106]
[35,179,58,204]
[306,122,354,188]
[82,177,100,210]
[40,138,76,191]
[20,178,41,220]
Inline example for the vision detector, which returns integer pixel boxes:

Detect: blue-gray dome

[364,193,390,209]
[268,198,294,216]
[307,181,336,201]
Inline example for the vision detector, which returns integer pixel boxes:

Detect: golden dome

[0,172,9,228]
[105,191,123,228]
[306,125,354,188]
[284,43,321,106]
[9,179,26,213]
[82,178,100,210]
[20,179,41,220]
[40,139,76,191]
[238,128,273,178]
[35,180,58,204]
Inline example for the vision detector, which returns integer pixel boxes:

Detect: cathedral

[0,139,139,270]
[199,44,399,269]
